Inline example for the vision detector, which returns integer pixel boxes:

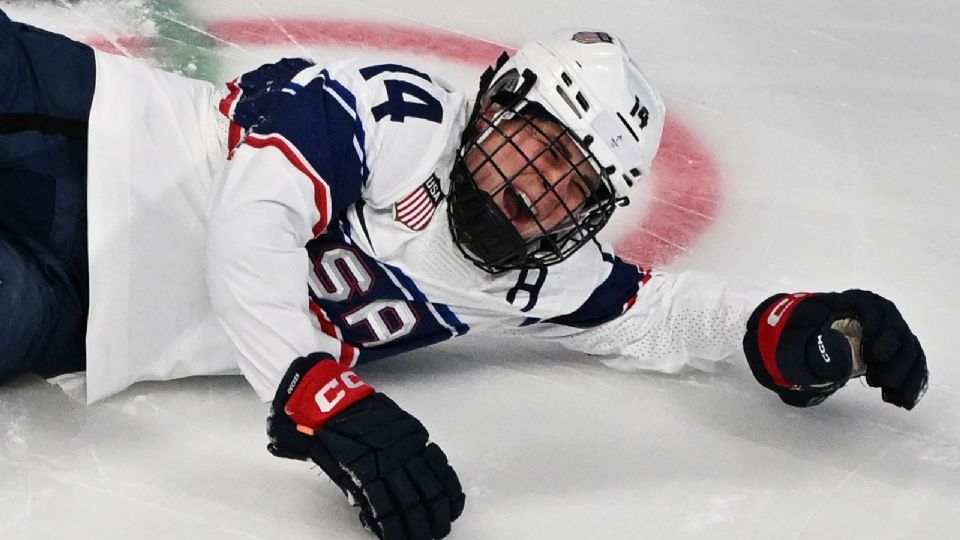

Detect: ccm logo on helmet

[315,370,367,413]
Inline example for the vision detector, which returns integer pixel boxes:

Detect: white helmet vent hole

[575,92,590,112]
[553,85,583,119]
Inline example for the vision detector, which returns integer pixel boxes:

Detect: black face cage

[448,83,623,274]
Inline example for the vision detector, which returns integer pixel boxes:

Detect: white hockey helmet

[448,29,666,272]
[497,29,665,197]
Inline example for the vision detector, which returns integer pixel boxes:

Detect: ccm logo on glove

[283,360,375,435]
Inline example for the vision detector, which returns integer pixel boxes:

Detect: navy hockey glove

[267,353,466,540]
[744,290,928,409]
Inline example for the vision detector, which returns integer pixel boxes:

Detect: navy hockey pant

[0,9,94,383]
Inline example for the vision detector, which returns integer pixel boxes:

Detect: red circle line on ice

[87,18,721,268]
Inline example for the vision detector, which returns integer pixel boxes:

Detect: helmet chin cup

[447,162,529,273]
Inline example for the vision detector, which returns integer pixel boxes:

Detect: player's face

[464,113,600,239]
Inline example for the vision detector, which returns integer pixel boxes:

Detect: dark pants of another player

[0,9,94,383]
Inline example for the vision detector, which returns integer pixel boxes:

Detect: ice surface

[2,0,959,538]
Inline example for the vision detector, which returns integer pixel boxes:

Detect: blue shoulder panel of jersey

[228,58,315,129]
[544,253,646,329]
[228,58,368,222]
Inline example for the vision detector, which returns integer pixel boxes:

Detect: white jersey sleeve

[205,142,330,399]
[206,58,467,400]
[522,269,769,374]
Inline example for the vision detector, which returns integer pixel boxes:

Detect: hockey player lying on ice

[0,10,928,540]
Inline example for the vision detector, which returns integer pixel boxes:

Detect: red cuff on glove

[284,359,375,435]
[757,293,813,388]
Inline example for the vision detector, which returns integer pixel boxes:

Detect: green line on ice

[142,0,221,82]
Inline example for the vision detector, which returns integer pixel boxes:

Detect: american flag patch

[395,175,444,231]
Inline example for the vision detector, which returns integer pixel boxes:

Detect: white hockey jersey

[84,51,765,403]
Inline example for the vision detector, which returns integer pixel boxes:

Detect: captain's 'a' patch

[395,174,444,231]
